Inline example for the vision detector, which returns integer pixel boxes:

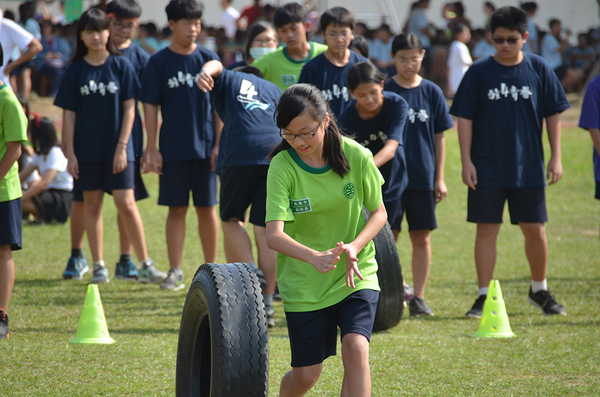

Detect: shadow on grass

[110,327,180,335]
[14,279,68,288]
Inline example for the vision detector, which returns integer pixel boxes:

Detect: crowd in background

[2,0,599,100]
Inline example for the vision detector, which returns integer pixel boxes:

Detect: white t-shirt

[447,40,472,94]
[31,146,73,191]
[541,34,562,70]
[222,6,240,39]
[0,18,34,85]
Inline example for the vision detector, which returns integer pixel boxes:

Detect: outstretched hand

[343,243,363,288]
[310,242,344,273]
[196,70,214,93]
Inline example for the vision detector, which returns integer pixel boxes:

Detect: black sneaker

[409,297,434,316]
[0,311,9,340]
[528,288,567,316]
[466,295,487,318]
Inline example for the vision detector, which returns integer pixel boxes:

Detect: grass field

[2,126,599,396]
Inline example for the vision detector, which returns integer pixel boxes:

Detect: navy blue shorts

[74,161,135,193]
[467,187,547,224]
[73,157,147,202]
[219,165,268,227]
[32,189,73,223]
[0,198,23,250]
[284,289,379,368]
[158,159,217,207]
[385,190,438,232]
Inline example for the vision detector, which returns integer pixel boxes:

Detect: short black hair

[30,118,59,156]
[273,2,307,29]
[490,6,527,35]
[452,23,469,39]
[233,65,265,79]
[106,0,142,19]
[520,2,538,14]
[347,61,386,91]
[391,32,423,54]
[165,0,203,22]
[320,7,355,32]
[349,35,369,57]
[549,19,561,29]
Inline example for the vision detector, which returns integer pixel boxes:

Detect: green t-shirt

[252,41,328,92]
[0,84,28,202]
[266,137,384,312]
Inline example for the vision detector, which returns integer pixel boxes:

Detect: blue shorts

[467,187,547,224]
[219,165,268,227]
[595,181,600,200]
[73,157,147,202]
[385,189,438,232]
[74,161,135,193]
[284,289,379,368]
[0,198,23,250]
[158,159,217,207]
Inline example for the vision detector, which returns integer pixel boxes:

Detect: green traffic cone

[474,280,515,338]
[70,284,115,344]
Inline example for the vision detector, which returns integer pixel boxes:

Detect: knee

[168,206,188,219]
[342,334,370,368]
[114,196,137,215]
[409,230,430,248]
[292,365,322,390]
[476,223,500,239]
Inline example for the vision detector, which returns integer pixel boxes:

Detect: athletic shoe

[160,269,185,291]
[62,256,89,280]
[115,259,138,281]
[0,311,8,340]
[403,284,414,302]
[90,264,110,284]
[528,288,567,316]
[409,297,434,316]
[254,267,267,291]
[465,295,487,318]
[265,304,275,328]
[138,259,167,284]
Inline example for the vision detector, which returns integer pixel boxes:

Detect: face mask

[250,46,276,60]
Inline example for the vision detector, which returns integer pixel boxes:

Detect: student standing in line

[140,0,221,291]
[298,7,367,118]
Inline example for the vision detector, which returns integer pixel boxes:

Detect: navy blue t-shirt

[450,53,570,188]
[119,43,149,157]
[211,68,282,167]
[139,46,220,161]
[338,91,409,201]
[54,54,139,163]
[384,78,454,191]
[298,51,369,118]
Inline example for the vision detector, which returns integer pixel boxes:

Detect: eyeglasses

[394,56,424,65]
[325,31,353,39]
[253,38,277,46]
[113,20,138,31]
[492,37,519,44]
[280,121,322,141]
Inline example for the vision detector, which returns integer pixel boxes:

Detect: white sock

[93,260,105,268]
[263,294,273,306]
[478,287,489,296]
[531,279,547,293]
[171,268,183,276]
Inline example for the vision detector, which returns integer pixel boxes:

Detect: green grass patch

[2,127,599,396]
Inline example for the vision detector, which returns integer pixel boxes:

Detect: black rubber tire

[363,207,405,331]
[176,262,269,397]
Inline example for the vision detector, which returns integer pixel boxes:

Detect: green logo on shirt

[290,198,312,214]
[343,183,356,200]
[281,74,296,86]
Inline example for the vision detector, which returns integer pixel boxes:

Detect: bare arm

[434,132,447,202]
[373,139,399,168]
[546,113,562,185]
[113,98,135,174]
[4,39,43,76]
[21,169,58,201]
[457,117,477,190]
[18,161,36,182]
[588,128,600,156]
[0,142,22,182]
[141,103,162,174]
[62,110,78,179]
[211,109,223,172]
[265,220,344,274]
[196,60,224,93]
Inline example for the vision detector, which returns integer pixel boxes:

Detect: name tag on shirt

[290,198,312,214]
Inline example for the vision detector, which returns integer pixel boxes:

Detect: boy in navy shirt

[450,6,569,318]
[140,0,220,291]
[578,74,600,200]
[384,33,454,317]
[197,61,282,327]
[298,7,368,118]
